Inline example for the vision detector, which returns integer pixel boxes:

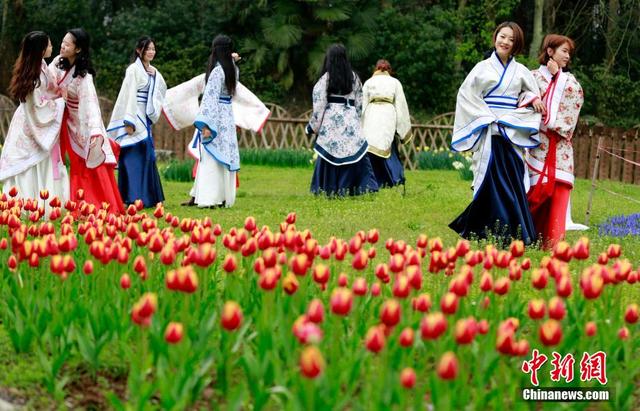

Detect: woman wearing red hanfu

[527,34,584,248]
[50,28,124,214]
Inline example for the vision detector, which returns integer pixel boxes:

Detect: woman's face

[43,38,53,59]
[494,27,514,58]
[139,42,156,63]
[60,33,79,59]
[548,42,571,68]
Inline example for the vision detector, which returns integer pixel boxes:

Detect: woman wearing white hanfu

[162,53,270,207]
[0,31,69,214]
[361,59,411,188]
[107,36,166,208]
[189,35,241,208]
[449,22,544,246]
[306,44,378,196]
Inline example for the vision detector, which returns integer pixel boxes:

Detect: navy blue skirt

[118,137,165,208]
[310,155,379,196]
[367,142,405,188]
[449,135,537,246]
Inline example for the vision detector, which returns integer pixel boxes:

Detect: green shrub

[240,149,313,168]
[161,160,195,182]
[416,149,467,170]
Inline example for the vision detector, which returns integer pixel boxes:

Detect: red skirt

[61,110,125,214]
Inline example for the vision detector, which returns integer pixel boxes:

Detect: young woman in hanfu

[0,31,69,212]
[188,34,241,208]
[361,59,411,188]
[449,22,544,246]
[50,28,124,214]
[107,36,166,208]
[526,34,584,248]
[305,44,379,196]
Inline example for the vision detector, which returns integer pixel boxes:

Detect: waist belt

[219,95,232,104]
[328,96,355,107]
[370,97,394,104]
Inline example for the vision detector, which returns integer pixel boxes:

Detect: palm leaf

[261,17,303,48]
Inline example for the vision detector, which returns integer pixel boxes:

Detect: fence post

[585,135,604,226]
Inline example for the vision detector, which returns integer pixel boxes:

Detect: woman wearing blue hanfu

[190,34,240,208]
[449,22,544,245]
[306,44,379,196]
[361,59,411,188]
[107,36,166,208]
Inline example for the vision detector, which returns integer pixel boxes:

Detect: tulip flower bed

[0,166,639,410]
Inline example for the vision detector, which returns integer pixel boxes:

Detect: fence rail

[1,95,639,184]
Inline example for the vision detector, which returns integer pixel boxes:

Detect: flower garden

[1,166,639,410]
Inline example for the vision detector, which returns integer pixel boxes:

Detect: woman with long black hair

[0,31,69,213]
[50,28,124,213]
[190,34,240,208]
[107,36,166,208]
[306,44,378,196]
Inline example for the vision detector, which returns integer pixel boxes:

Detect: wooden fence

[1,95,639,184]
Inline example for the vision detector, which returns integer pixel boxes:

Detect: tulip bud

[607,244,621,259]
[400,367,416,389]
[365,325,386,353]
[572,237,590,260]
[420,312,447,340]
[221,301,243,331]
[454,317,477,344]
[436,352,458,380]
[370,282,381,297]
[493,277,510,295]
[618,326,629,340]
[380,299,401,327]
[164,322,184,344]
[330,288,353,316]
[352,277,368,296]
[120,273,131,289]
[299,346,325,378]
[399,327,415,347]
[539,320,563,346]
[548,297,566,320]
[585,321,597,337]
[528,299,546,320]
[531,268,548,290]
[222,254,238,273]
[624,303,639,324]
[412,293,432,313]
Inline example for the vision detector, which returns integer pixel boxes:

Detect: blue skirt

[310,155,379,196]
[118,137,165,208]
[368,142,405,188]
[449,134,537,245]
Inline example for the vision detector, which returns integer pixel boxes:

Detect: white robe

[0,60,69,211]
[361,71,411,157]
[107,58,167,146]
[451,52,541,197]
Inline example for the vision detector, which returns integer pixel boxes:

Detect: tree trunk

[529,0,545,59]
[605,0,620,69]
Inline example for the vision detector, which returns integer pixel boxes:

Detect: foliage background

[0,0,639,126]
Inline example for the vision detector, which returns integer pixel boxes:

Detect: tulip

[477,319,489,335]
[420,312,447,340]
[352,277,368,296]
[299,346,325,379]
[222,254,238,273]
[580,270,604,299]
[573,237,590,260]
[392,275,411,298]
[8,254,17,271]
[479,271,493,292]
[416,234,428,249]
[307,299,325,323]
[412,293,432,313]
[221,301,243,331]
[120,273,131,289]
[539,320,563,346]
[290,253,310,276]
[496,330,515,355]
[509,240,524,257]
[555,274,573,298]
[585,321,597,337]
[400,367,416,389]
[437,352,458,380]
[375,263,390,283]
[547,297,566,320]
[337,272,348,287]
[454,317,477,344]
[367,228,379,244]
[164,322,184,344]
[380,299,401,327]
[624,304,639,324]
[244,216,256,231]
[531,268,548,290]
[398,327,415,347]
[258,267,280,291]
[607,244,621,259]
[330,288,353,316]
[389,253,405,273]
[513,339,530,356]
[8,186,18,197]
[597,252,609,265]
[553,241,573,262]
[313,263,331,285]
[351,249,369,270]
[365,325,386,353]
[618,326,630,340]
[493,277,510,295]
[528,299,546,320]
[131,293,157,326]
[283,272,299,295]
[371,282,381,296]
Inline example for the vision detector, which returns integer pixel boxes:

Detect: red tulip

[392,275,411,298]
[531,268,548,290]
[597,252,609,265]
[299,346,325,379]
[420,312,447,340]
[477,319,489,334]
[573,237,590,260]
[352,277,368,296]
[131,293,157,326]
[509,240,524,257]
[120,273,131,289]
[313,263,331,285]
[374,263,390,283]
[399,327,415,347]
[416,234,428,249]
[389,253,405,273]
[221,301,243,331]
[539,320,563,346]
[555,274,573,297]
[8,186,18,197]
[585,321,597,337]
[330,287,353,316]
[307,299,325,323]
[337,272,348,287]
[528,299,546,320]
[493,277,510,295]
[400,367,416,389]
[624,304,639,324]
[548,297,566,320]
[580,269,604,299]
[380,299,401,327]
[479,271,493,292]
[371,282,381,296]
[454,317,477,344]
[367,228,379,244]
[258,267,280,291]
[618,326,630,340]
[8,254,17,271]
[290,253,310,276]
[437,352,458,380]
[244,216,256,231]
[351,249,369,270]
[365,325,386,353]
[513,339,530,356]
[164,322,184,344]
[222,254,238,273]
[412,293,432,312]
[553,241,573,262]
[607,244,621,259]
[283,272,299,295]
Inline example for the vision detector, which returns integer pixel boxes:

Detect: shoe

[181,197,196,206]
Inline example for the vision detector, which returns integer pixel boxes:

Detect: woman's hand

[547,59,559,76]
[125,125,134,135]
[232,52,241,62]
[532,97,546,114]
[202,127,212,138]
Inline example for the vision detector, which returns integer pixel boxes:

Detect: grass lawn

[1,165,639,409]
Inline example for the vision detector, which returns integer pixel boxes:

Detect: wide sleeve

[163,73,206,130]
[518,67,541,108]
[107,65,140,138]
[552,75,584,140]
[451,63,497,151]
[353,75,363,118]
[78,75,108,139]
[394,79,411,141]
[361,79,370,117]
[305,74,328,135]
[21,69,65,151]
[194,67,223,138]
